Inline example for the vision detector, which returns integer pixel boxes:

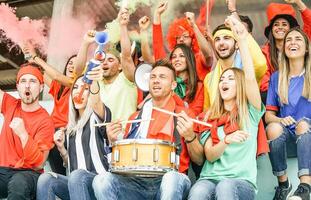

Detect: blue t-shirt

[266,71,311,126]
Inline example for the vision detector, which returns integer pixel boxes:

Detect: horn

[94,31,109,60]
[134,63,152,92]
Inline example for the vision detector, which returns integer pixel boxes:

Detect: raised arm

[286,0,311,38]
[22,44,73,88]
[75,30,96,76]
[226,0,240,20]
[139,16,154,63]
[185,12,213,66]
[86,65,105,118]
[153,1,168,60]
[118,8,136,82]
[226,16,261,110]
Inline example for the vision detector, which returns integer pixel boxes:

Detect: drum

[109,139,178,176]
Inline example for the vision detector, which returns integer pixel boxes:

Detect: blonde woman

[181,16,264,200]
[265,28,311,200]
[36,66,111,200]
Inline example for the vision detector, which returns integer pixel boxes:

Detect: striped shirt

[68,106,111,174]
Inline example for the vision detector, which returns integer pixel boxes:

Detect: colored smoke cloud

[0,3,48,53]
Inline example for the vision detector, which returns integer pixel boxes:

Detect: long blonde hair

[208,68,249,128]
[278,28,311,104]
[66,76,93,136]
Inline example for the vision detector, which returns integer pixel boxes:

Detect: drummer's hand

[177,111,196,141]
[107,120,122,143]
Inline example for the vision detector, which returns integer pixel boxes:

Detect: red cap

[264,3,299,38]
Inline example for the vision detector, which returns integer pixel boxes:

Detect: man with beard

[0,63,54,200]
[75,8,137,122]
[203,23,267,109]
[93,59,194,200]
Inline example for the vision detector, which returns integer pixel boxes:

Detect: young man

[0,63,54,200]
[92,59,196,200]
[75,8,137,122]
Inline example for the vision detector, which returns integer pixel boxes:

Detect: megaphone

[134,63,152,92]
[94,31,109,60]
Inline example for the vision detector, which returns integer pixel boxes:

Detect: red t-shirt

[49,80,70,128]
[186,81,204,116]
[0,93,54,169]
[124,97,194,173]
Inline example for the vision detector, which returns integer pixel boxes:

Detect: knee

[296,120,310,136]
[215,179,236,193]
[68,169,87,182]
[92,172,111,194]
[68,169,88,186]
[8,172,31,193]
[161,171,190,188]
[37,173,54,188]
[189,181,212,197]
[266,122,283,140]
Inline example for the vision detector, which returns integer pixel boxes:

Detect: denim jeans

[0,167,40,200]
[188,179,255,200]
[37,169,97,200]
[93,171,191,200]
[268,118,311,177]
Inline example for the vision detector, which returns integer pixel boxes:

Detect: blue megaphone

[94,31,109,60]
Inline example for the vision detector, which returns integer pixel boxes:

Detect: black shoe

[273,182,293,200]
[289,183,310,200]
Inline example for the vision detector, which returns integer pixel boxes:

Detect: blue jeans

[93,171,191,200]
[188,179,255,200]
[37,169,96,200]
[268,118,311,177]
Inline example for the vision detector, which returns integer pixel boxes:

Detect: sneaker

[289,183,310,200]
[273,182,293,200]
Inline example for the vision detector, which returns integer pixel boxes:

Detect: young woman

[260,1,311,102]
[23,44,77,175]
[36,67,112,200]
[186,16,264,200]
[265,28,311,200]
[170,44,204,116]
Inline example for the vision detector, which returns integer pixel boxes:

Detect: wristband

[185,134,196,144]
[90,82,100,95]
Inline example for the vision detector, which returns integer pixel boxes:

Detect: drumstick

[153,107,212,127]
[93,118,154,127]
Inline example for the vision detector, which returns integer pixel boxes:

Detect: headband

[212,29,236,41]
[17,65,44,84]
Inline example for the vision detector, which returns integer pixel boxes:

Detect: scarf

[174,77,187,99]
[209,113,239,145]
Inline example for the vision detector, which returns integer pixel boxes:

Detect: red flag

[196,0,215,26]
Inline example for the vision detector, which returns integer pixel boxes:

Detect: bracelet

[90,82,100,95]
[224,135,230,145]
[185,134,196,144]
[230,10,237,14]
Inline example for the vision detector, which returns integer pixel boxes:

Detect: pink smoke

[47,14,96,58]
[0,3,48,52]
[0,2,98,58]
